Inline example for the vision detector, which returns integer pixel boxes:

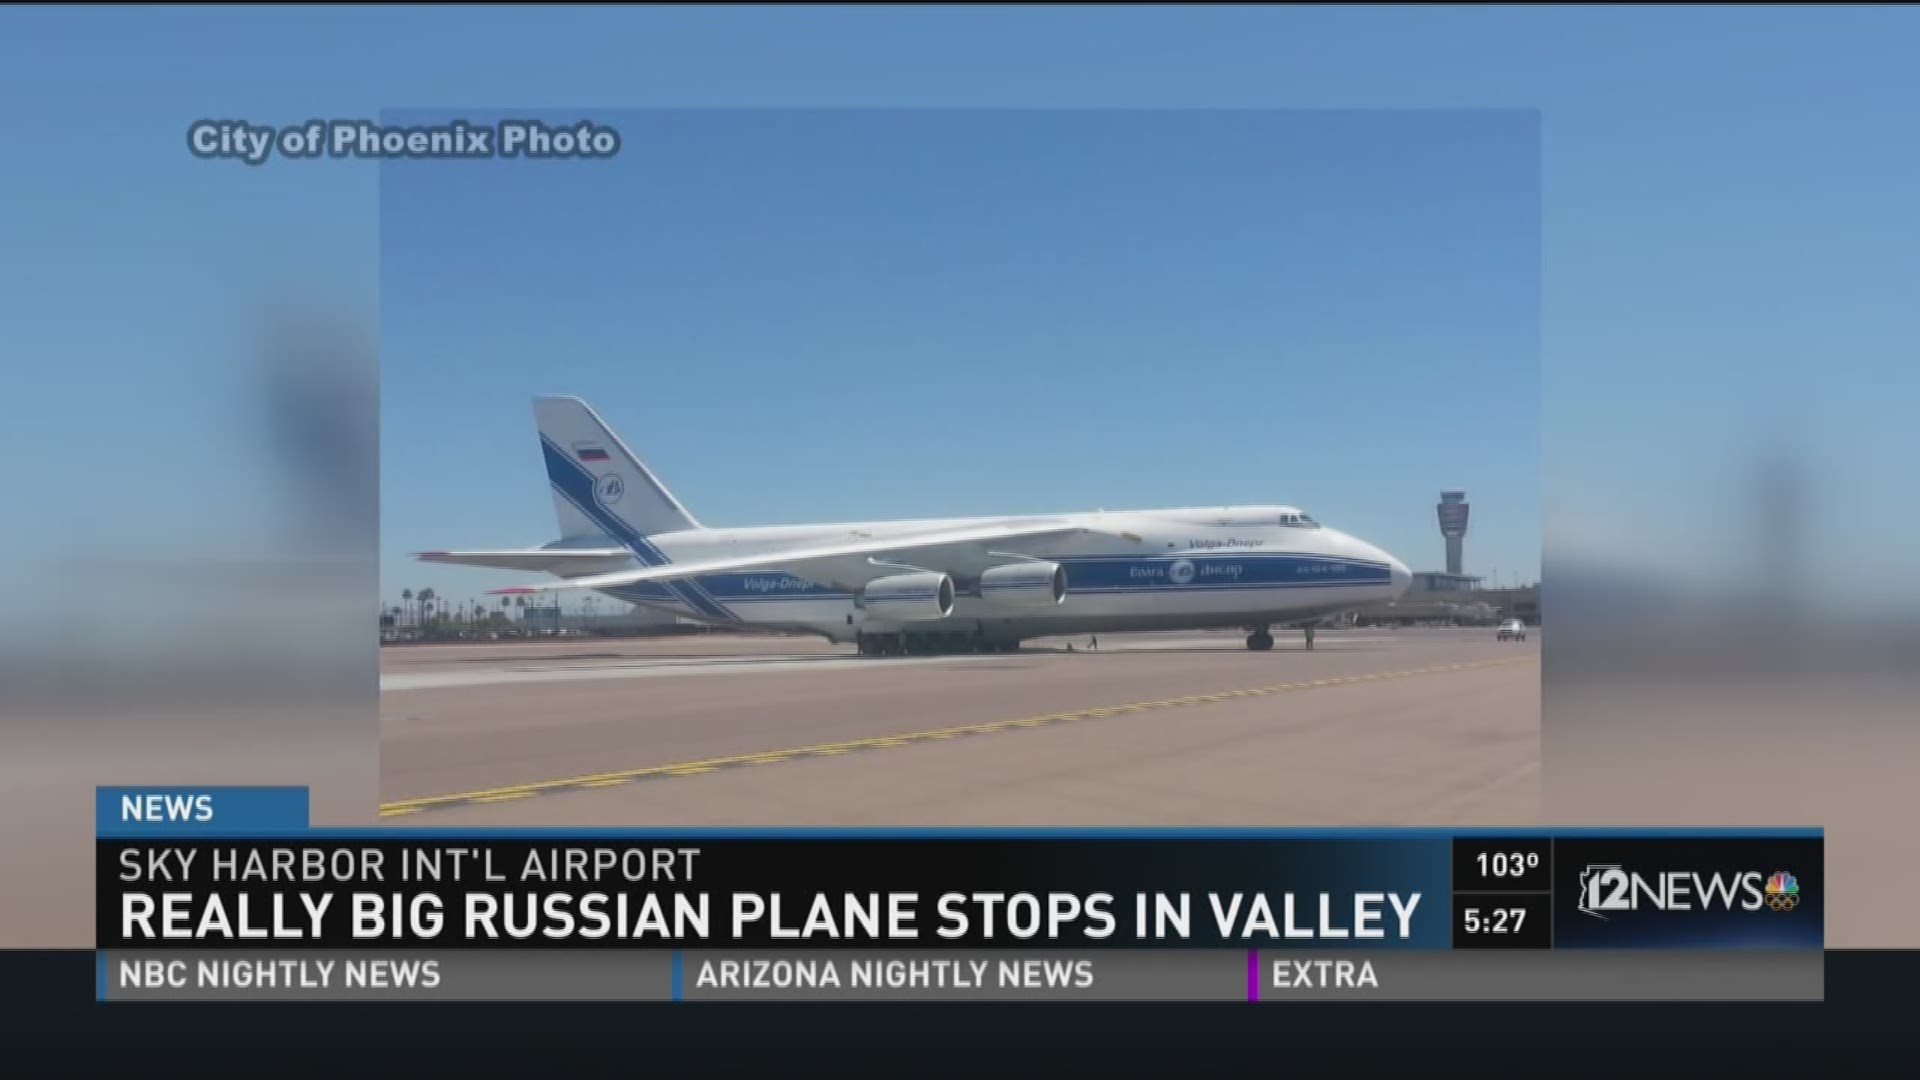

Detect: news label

[92,788,1826,1003]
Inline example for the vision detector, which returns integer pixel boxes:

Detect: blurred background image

[1,6,1913,947]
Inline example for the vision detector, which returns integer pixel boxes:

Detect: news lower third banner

[95,788,1824,1002]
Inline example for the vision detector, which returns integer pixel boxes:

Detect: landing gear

[857,632,908,657]
[1246,627,1274,652]
[856,630,1018,657]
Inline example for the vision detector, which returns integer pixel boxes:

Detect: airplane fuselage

[423,399,1414,654]
[598,506,1410,645]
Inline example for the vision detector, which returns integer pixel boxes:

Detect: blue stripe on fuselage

[1054,553,1389,593]
[608,556,1385,610]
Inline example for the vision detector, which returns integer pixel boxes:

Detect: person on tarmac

[1088,635,1099,651]
[1304,625,1316,651]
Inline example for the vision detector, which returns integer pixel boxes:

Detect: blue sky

[3,6,1915,618]
[381,108,1540,606]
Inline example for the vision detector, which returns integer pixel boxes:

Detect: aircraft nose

[1388,556,1411,596]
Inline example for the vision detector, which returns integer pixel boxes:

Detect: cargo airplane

[417,397,1413,654]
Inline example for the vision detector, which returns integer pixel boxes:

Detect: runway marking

[378,655,1536,818]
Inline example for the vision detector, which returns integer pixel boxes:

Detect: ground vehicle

[1496,619,1527,642]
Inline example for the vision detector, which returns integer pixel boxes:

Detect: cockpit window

[1280,512,1320,528]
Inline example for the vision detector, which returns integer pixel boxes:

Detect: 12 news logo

[1577,865,1802,921]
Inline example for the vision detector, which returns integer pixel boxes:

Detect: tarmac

[380,627,1540,827]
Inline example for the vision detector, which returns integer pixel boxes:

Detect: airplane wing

[414,549,634,575]
[485,520,1125,596]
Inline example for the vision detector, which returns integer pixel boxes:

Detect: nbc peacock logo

[1764,871,1801,912]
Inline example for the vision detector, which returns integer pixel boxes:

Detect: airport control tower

[1436,490,1469,576]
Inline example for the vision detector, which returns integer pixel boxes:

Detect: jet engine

[978,561,1067,608]
[861,572,955,621]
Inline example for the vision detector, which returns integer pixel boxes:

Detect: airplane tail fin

[534,396,703,542]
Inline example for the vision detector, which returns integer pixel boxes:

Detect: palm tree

[401,588,414,628]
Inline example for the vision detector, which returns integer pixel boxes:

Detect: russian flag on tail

[573,441,610,462]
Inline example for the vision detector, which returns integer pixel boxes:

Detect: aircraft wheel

[1247,631,1274,652]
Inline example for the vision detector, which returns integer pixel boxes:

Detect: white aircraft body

[418,397,1413,654]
